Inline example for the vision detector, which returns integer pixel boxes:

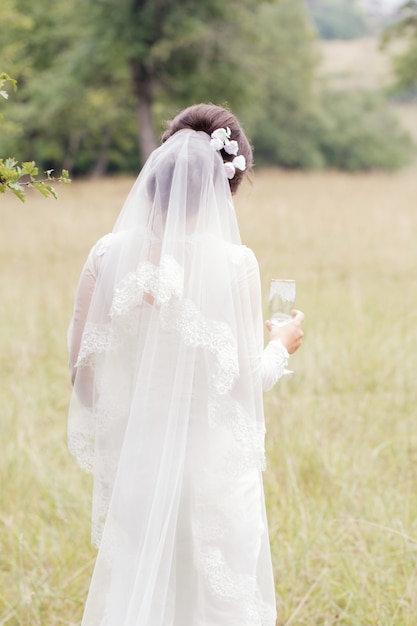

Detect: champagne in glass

[269,279,296,326]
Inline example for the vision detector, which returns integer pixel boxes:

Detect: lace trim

[68,431,94,474]
[76,255,239,395]
[209,397,266,471]
[91,459,121,549]
[75,323,112,369]
[200,547,254,600]
[68,404,95,473]
[162,298,238,395]
[199,547,276,625]
[110,256,184,317]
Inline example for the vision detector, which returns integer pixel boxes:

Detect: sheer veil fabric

[68,130,287,625]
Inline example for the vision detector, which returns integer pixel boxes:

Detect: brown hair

[162,103,253,194]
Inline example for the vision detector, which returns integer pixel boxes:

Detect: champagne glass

[269,279,296,326]
[269,278,296,376]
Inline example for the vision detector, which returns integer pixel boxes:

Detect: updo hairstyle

[162,103,253,194]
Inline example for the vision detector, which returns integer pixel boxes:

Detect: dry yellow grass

[239,168,417,624]
[1,168,417,624]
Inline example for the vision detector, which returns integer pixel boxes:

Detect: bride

[68,103,304,626]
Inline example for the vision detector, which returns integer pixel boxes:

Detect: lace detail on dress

[258,600,277,626]
[209,397,266,471]
[199,548,276,625]
[200,547,255,600]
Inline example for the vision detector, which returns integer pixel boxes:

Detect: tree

[1,0,138,176]
[238,1,413,170]
[86,0,270,161]
[242,1,323,167]
[0,73,70,201]
[1,0,412,172]
[3,0,318,167]
[381,0,417,95]
[2,0,274,167]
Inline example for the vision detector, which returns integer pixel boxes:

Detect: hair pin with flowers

[209,127,246,179]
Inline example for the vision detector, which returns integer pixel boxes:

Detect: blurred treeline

[0,0,415,175]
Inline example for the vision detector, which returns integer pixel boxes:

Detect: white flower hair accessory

[210,127,246,179]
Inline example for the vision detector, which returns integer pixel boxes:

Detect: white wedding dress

[68,130,289,626]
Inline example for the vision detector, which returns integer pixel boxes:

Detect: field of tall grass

[1,166,417,625]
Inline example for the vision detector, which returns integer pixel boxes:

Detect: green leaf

[8,183,25,202]
[43,184,58,199]
[0,73,17,92]
[21,161,38,177]
[34,182,52,197]
[4,158,18,170]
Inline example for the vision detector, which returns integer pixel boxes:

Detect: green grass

[242,169,417,624]
[1,169,417,624]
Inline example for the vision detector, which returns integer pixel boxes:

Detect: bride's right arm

[68,255,97,385]
[242,248,303,391]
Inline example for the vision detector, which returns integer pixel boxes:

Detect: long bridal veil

[68,130,277,626]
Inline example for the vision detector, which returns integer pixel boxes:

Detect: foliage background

[1,0,415,174]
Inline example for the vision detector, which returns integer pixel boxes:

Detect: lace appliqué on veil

[76,254,239,395]
[67,406,95,474]
[75,323,112,369]
[110,255,184,315]
[163,298,238,395]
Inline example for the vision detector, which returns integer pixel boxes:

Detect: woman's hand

[266,309,305,355]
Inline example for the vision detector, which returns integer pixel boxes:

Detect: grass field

[1,166,417,625]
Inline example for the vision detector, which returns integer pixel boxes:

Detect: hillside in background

[319,36,417,144]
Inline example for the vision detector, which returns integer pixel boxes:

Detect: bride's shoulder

[91,230,132,258]
[93,233,116,257]
[228,243,258,268]
[87,231,128,274]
